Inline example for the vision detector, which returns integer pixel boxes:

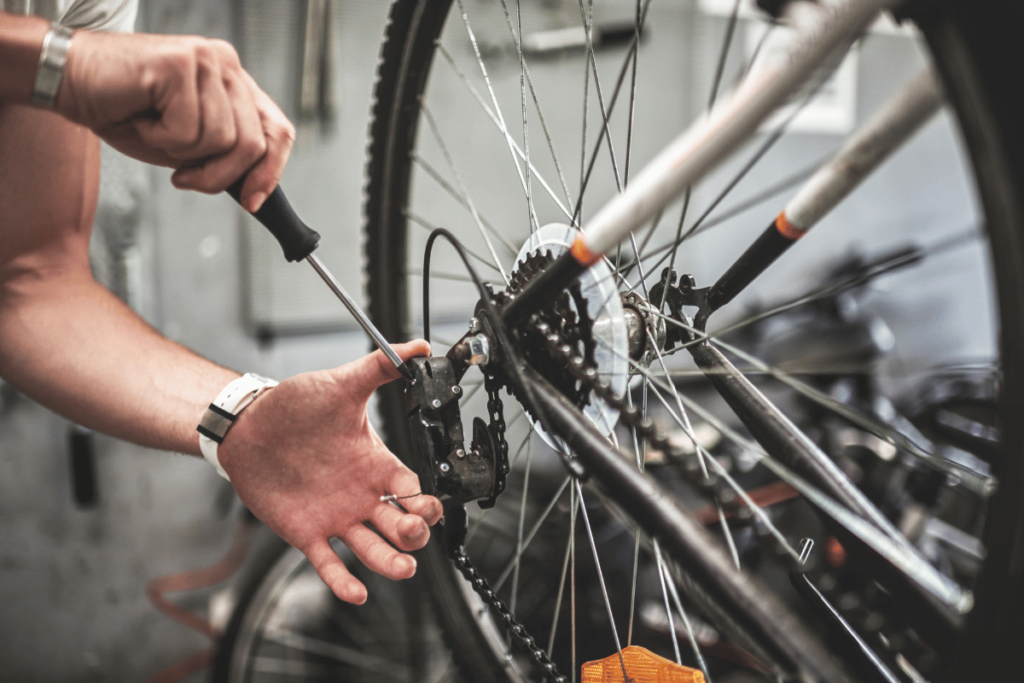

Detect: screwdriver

[227,179,414,382]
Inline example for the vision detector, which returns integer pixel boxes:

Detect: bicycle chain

[441,304,746,683]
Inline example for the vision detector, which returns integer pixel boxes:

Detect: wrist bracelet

[197,373,278,481]
[32,22,73,109]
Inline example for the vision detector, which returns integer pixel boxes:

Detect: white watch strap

[198,373,278,480]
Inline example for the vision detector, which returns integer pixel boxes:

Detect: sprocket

[505,250,596,409]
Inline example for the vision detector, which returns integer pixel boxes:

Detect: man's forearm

[0,12,49,105]
[0,271,238,455]
[0,95,236,456]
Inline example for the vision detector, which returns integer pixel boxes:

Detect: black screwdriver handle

[227,179,321,262]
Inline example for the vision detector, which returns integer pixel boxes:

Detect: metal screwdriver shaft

[305,252,413,380]
[228,180,413,382]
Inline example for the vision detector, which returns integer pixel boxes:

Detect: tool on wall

[298,0,336,122]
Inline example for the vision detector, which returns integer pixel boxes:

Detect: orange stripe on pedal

[775,211,807,241]
[570,237,601,266]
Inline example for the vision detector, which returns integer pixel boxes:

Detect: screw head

[439,462,451,473]
[455,449,466,458]
[431,398,443,409]
[452,385,462,396]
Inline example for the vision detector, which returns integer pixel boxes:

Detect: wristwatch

[197,373,278,481]
[32,22,74,109]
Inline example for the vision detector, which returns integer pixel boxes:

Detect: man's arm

[0,104,231,452]
[0,14,442,604]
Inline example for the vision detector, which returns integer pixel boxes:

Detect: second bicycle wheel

[365,1,1024,681]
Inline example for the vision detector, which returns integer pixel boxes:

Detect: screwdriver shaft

[305,253,413,381]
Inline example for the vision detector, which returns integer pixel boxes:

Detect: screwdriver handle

[227,179,321,262]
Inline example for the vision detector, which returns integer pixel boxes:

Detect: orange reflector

[826,535,848,568]
[581,645,706,683]
[570,236,602,267]
[774,211,807,241]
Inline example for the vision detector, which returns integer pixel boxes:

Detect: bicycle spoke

[454,0,533,209]
[576,0,623,192]
[632,154,825,278]
[494,475,572,592]
[655,309,994,495]
[422,104,510,283]
[647,330,744,569]
[656,538,683,665]
[509,435,533,617]
[547,483,580,656]
[623,0,642,188]
[594,335,801,561]
[572,0,655,227]
[435,43,576,222]
[575,480,629,682]
[655,541,712,679]
[406,164,518,257]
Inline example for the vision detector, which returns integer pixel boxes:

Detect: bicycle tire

[209,531,440,683]
[364,1,1024,681]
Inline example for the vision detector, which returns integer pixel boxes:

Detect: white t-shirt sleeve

[0,0,138,33]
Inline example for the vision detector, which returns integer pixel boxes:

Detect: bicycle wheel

[365,1,1023,681]
[209,531,454,682]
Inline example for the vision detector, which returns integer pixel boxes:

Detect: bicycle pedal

[581,645,705,683]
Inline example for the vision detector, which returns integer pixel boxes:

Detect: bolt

[468,334,490,366]
[452,385,462,396]
[439,462,451,474]
[455,449,466,459]
[431,399,442,409]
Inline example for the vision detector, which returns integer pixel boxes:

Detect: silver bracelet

[31,22,74,109]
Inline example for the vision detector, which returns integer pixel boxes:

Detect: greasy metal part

[306,253,412,381]
[442,504,569,683]
[403,357,502,504]
[790,540,902,683]
[688,341,965,648]
[622,291,666,362]
[501,249,585,325]
[467,334,490,366]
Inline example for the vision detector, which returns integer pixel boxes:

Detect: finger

[341,339,432,401]
[172,69,265,193]
[165,56,236,162]
[132,45,202,153]
[343,525,418,581]
[303,538,368,605]
[387,468,443,525]
[370,502,430,552]
[237,71,295,212]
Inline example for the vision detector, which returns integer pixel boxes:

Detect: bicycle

[214,0,1024,681]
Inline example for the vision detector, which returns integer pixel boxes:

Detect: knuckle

[211,39,241,66]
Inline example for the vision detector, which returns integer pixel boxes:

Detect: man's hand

[55,29,293,212]
[217,340,443,604]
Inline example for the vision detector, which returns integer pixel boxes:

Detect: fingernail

[248,191,267,213]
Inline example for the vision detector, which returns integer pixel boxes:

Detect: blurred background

[0,1,990,681]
